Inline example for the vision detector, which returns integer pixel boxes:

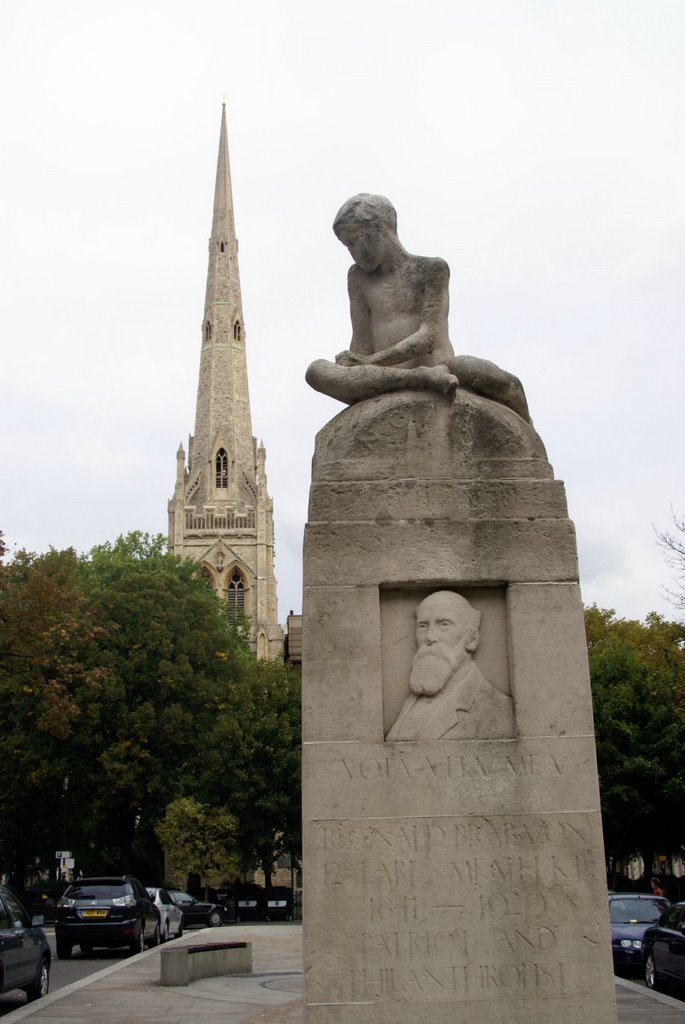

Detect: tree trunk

[260,854,273,889]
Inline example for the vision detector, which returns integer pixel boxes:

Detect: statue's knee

[305,359,328,387]
[450,354,530,422]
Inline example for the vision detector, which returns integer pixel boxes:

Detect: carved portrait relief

[386,590,515,742]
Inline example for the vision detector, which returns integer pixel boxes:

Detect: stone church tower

[168,105,283,659]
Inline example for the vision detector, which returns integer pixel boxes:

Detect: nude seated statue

[305,193,530,422]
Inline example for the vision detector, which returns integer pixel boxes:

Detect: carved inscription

[306,956,569,1002]
[330,404,433,457]
[309,814,605,1005]
[339,750,564,782]
[321,816,591,853]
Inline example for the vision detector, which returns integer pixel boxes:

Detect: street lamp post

[59,774,70,882]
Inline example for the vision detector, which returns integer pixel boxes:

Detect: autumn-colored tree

[0,545,98,886]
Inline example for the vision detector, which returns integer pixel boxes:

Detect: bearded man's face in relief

[409,593,480,697]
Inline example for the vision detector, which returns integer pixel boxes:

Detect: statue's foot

[418,365,460,400]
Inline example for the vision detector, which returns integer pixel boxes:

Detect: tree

[0,532,249,883]
[155,797,240,896]
[656,511,685,612]
[586,605,685,883]
[0,544,99,886]
[70,532,249,875]
[197,656,302,885]
[0,530,302,890]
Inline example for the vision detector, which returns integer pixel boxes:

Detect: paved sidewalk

[616,977,685,1023]
[5,922,685,1023]
[7,923,303,1024]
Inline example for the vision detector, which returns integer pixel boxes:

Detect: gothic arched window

[215,448,228,488]
[233,320,241,340]
[227,568,245,622]
[204,320,212,342]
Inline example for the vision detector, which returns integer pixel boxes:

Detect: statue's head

[333,194,399,272]
[410,591,481,696]
[332,194,398,238]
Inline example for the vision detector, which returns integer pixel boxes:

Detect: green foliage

[0,545,95,885]
[73,545,236,872]
[587,605,685,874]
[0,531,288,886]
[194,656,302,884]
[155,797,240,888]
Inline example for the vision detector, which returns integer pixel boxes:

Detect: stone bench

[160,940,252,986]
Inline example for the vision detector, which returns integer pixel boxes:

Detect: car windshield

[170,891,193,902]
[66,884,130,900]
[610,898,666,924]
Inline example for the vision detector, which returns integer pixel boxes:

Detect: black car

[644,900,685,990]
[55,875,160,958]
[0,885,51,1002]
[608,892,670,972]
[168,891,223,927]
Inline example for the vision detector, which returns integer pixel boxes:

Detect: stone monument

[301,194,617,1024]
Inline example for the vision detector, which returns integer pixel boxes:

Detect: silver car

[146,888,184,943]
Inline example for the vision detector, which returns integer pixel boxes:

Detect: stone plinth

[302,389,617,1024]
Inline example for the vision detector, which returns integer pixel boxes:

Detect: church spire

[168,107,282,659]
[190,104,254,506]
[205,103,242,311]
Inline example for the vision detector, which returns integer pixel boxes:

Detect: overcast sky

[1,0,683,625]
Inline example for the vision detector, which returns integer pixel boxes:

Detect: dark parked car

[644,900,685,990]
[215,889,238,923]
[0,885,50,1002]
[608,892,670,971]
[168,891,223,927]
[55,876,160,958]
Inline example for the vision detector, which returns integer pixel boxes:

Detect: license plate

[82,909,108,918]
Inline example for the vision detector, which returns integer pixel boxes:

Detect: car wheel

[177,918,184,938]
[129,923,145,956]
[645,953,662,991]
[56,939,72,960]
[208,909,223,927]
[161,920,169,943]
[148,922,160,948]
[24,957,50,1002]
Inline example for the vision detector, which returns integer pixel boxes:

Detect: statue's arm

[335,267,373,365]
[366,258,450,367]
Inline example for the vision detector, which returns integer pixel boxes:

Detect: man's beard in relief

[409,643,461,696]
